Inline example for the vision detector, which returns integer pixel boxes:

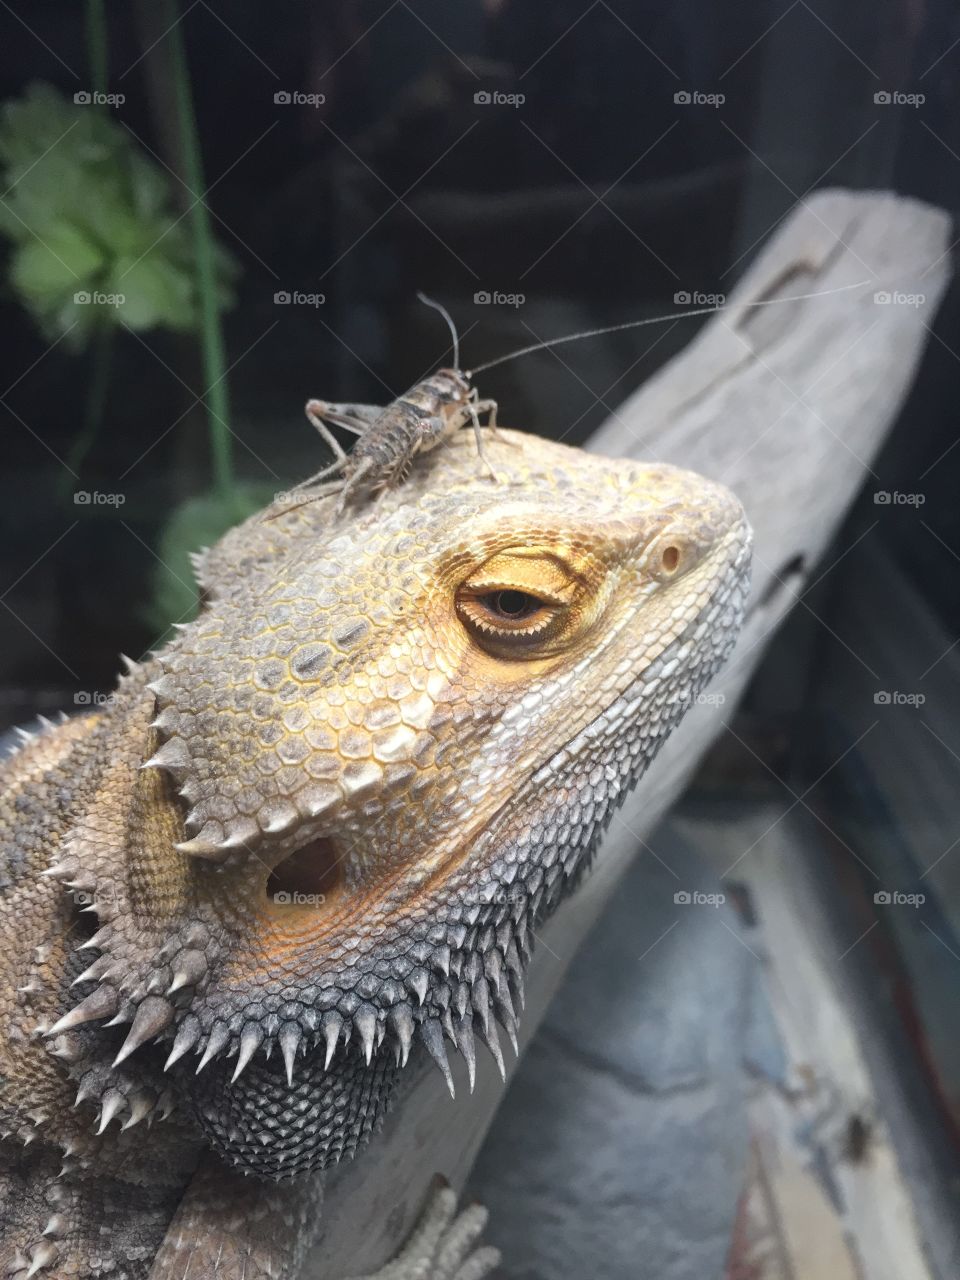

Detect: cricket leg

[304,401,351,458]
[309,402,387,434]
[262,478,346,521]
[335,457,376,517]
[472,395,519,446]
[466,404,499,482]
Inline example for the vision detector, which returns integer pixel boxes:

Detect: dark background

[0,0,957,723]
[2,4,960,1274]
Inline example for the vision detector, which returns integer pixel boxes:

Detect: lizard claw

[344,1176,500,1280]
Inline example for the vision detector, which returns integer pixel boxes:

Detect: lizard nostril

[265,837,344,912]
[660,544,681,574]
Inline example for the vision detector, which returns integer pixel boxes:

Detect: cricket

[270,281,869,520]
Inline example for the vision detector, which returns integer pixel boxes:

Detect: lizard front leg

[148,1169,497,1280]
[147,1157,323,1280]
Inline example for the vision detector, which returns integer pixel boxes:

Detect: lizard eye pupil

[489,589,538,619]
[456,584,557,653]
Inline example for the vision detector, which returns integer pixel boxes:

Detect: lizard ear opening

[264,837,345,914]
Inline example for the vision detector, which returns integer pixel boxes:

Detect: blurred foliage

[145,482,277,634]
[0,83,237,347]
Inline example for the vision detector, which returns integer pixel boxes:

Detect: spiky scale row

[70,1059,173,1135]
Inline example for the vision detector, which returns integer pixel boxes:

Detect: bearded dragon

[0,427,750,1279]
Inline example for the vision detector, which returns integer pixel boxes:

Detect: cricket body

[0,428,751,1279]
[291,296,498,516]
[299,365,498,516]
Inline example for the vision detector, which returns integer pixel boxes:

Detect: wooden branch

[306,187,952,1277]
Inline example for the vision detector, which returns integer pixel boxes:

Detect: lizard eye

[457,588,558,646]
[454,547,587,657]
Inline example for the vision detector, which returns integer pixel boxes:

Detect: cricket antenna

[466,281,871,376]
[417,292,460,371]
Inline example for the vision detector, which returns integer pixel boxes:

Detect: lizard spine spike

[406,969,429,1006]
[26,1243,58,1277]
[167,948,207,994]
[196,1025,229,1073]
[420,1018,455,1098]
[96,1090,125,1134]
[122,1092,154,1130]
[232,1025,263,1082]
[71,957,111,987]
[113,996,174,1066]
[46,984,118,1037]
[164,1017,201,1070]
[76,926,114,953]
[455,1016,477,1093]
[389,1005,414,1068]
[279,1024,300,1086]
[478,1019,506,1081]
[140,737,191,774]
[355,1007,377,1066]
[40,859,77,881]
[322,1011,343,1068]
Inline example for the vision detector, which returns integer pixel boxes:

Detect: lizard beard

[181,1041,400,1180]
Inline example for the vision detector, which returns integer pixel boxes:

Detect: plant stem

[85,0,108,98]
[62,321,113,495]
[60,0,112,503]
[162,0,234,497]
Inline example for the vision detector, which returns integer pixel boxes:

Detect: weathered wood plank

[307,188,952,1276]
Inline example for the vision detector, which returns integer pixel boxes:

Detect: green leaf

[9,225,103,296]
[109,252,195,330]
[0,82,238,346]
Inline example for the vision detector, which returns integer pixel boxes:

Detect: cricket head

[55,430,750,1179]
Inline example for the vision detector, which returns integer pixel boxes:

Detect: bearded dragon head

[47,429,750,1179]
